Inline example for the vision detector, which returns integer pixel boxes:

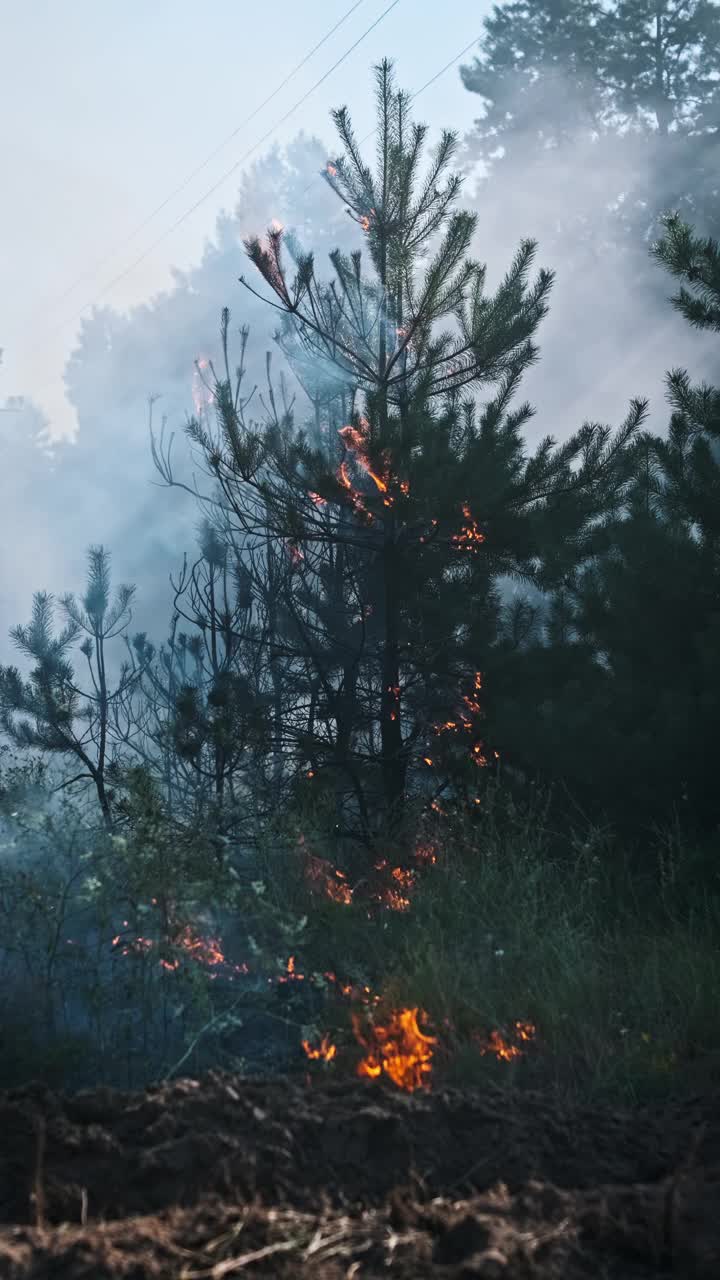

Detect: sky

[0,0,484,440]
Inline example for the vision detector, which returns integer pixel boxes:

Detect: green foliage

[0,758,250,1090]
[0,547,140,826]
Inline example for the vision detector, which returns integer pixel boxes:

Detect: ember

[323,972,380,1005]
[414,840,438,865]
[353,1007,436,1092]
[375,887,411,912]
[112,918,249,978]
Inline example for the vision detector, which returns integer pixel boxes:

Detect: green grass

[3,774,719,1101]
[271,787,720,1104]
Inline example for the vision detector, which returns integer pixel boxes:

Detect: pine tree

[122,523,273,838]
[0,547,142,827]
[498,214,720,831]
[160,60,641,868]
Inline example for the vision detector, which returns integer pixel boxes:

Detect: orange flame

[302,1033,337,1063]
[338,423,390,494]
[430,670,494,771]
[391,866,415,889]
[370,860,416,912]
[305,853,354,906]
[376,888,411,912]
[277,954,305,984]
[353,1007,436,1092]
[172,924,226,966]
[451,502,486,553]
[475,1021,537,1062]
[112,919,249,977]
[335,414,407,515]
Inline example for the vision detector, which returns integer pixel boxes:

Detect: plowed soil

[0,1072,718,1277]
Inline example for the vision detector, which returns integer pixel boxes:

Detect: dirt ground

[0,1072,718,1277]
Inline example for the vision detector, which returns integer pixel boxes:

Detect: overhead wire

[20,22,483,404]
[34,1,370,318]
[21,0,403,372]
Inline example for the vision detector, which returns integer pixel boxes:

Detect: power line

[24,23,482,405]
[34,1,369,319]
[22,0,403,371]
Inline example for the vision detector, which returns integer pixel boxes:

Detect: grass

[268,785,720,1104]
[2,772,719,1101]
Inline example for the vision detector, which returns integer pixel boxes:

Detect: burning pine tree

[158,59,642,876]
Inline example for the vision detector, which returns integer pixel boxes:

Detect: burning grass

[3,768,720,1104]
[265,787,720,1105]
[353,1006,437,1091]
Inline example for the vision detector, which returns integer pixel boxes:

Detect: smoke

[1,135,356,660]
[461,74,718,450]
[2,73,716,666]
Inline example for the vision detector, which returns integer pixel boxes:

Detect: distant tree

[606,0,720,136]
[460,0,611,153]
[120,517,275,841]
[461,0,720,246]
[495,214,720,833]
[0,547,143,827]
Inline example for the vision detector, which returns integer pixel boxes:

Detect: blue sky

[0,0,487,438]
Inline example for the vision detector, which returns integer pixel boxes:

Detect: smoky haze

[1,64,715,666]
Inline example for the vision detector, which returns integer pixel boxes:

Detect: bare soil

[0,1072,718,1277]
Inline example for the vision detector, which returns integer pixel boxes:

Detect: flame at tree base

[353,1007,436,1092]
